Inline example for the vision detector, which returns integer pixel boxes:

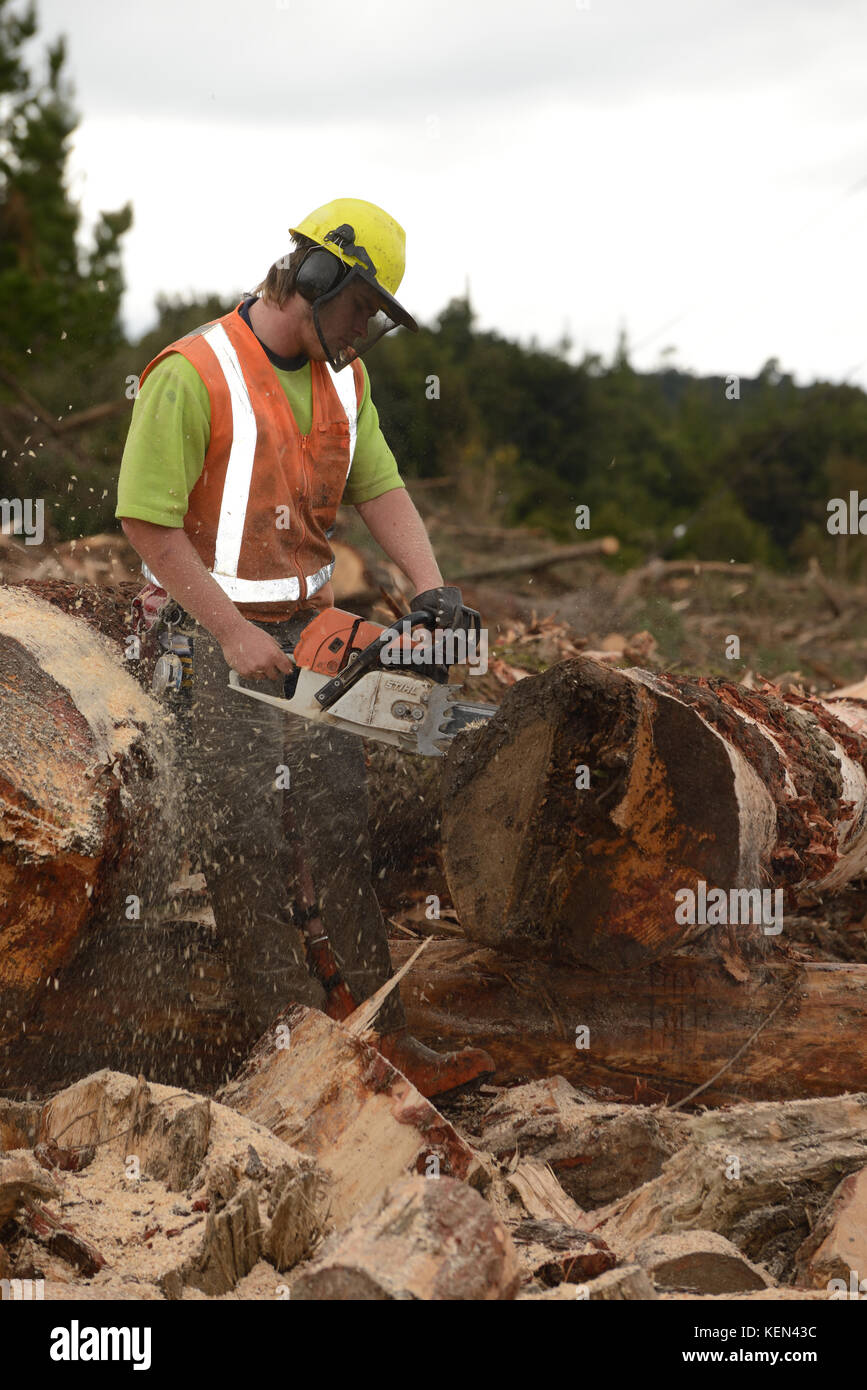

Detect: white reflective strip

[211,560,334,603]
[212,572,300,601]
[327,363,358,478]
[305,560,335,595]
[204,323,258,581]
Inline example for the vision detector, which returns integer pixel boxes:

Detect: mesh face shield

[310,265,402,372]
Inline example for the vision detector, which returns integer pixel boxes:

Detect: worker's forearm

[119,518,246,643]
[354,487,443,593]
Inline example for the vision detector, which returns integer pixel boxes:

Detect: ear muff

[295,246,347,303]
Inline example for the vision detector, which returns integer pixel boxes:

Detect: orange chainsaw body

[292,607,387,676]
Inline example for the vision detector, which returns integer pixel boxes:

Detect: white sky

[29,0,867,388]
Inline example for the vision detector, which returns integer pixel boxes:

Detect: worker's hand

[410,585,464,627]
[221,620,293,681]
[410,585,480,634]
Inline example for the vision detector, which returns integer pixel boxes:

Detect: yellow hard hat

[289,198,418,333]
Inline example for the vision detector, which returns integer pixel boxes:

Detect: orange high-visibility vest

[139,304,365,622]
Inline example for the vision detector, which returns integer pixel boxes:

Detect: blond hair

[251,233,317,307]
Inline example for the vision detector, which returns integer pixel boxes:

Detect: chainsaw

[228,605,499,756]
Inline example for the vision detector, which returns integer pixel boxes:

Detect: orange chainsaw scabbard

[292,607,385,676]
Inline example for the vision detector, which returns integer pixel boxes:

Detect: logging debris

[0,1036,860,1300]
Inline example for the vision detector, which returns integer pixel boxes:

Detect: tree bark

[0,584,179,1055]
[441,656,867,970]
[389,938,867,1105]
[590,1091,867,1281]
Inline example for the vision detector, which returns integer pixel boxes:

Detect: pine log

[292,1174,520,1301]
[630,1231,772,1294]
[389,938,867,1105]
[441,656,867,970]
[0,586,178,1027]
[217,1004,484,1230]
[479,1076,689,1208]
[590,1092,867,1281]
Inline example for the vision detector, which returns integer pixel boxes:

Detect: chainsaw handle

[383,609,437,635]
[388,607,482,639]
[228,659,300,707]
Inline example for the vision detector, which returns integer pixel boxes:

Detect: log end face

[443,656,764,970]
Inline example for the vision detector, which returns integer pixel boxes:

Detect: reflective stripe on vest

[328,358,358,481]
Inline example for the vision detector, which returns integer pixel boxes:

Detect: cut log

[441,656,867,970]
[0,585,179,1038]
[479,1076,689,1207]
[632,1231,773,1294]
[591,1092,867,1281]
[507,1217,615,1287]
[792,1167,867,1289]
[216,1005,484,1229]
[292,1174,520,1301]
[521,1264,657,1300]
[390,939,867,1105]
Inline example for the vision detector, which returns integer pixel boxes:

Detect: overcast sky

[28,0,867,388]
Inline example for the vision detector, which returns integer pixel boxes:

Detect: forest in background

[3,0,867,577]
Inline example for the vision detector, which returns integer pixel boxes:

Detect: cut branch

[453,537,619,584]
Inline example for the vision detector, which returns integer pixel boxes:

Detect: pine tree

[0,0,131,369]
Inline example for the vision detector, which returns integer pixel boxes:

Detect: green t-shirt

[116,339,404,529]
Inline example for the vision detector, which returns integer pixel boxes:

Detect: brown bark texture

[442,656,867,969]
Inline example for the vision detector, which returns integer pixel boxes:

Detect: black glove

[411,585,464,628]
[410,585,480,634]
